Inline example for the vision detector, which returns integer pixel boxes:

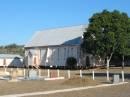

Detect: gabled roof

[25,25,86,48]
[0,54,23,59]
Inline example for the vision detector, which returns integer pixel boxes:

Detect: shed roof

[25,25,86,48]
[0,54,23,59]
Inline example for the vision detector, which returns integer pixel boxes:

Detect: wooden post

[11,68,13,77]
[4,67,7,73]
[122,71,124,82]
[80,70,82,78]
[92,70,95,80]
[11,68,13,72]
[57,69,60,77]
[47,69,50,78]
[23,69,26,77]
[106,70,109,81]
[17,67,18,71]
[68,70,70,79]
[3,59,7,73]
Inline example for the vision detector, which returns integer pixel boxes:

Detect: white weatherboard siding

[26,46,80,67]
[0,59,4,66]
[6,59,12,66]
[40,49,47,66]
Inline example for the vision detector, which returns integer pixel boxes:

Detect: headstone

[10,70,18,81]
[29,69,38,80]
[113,74,120,84]
[50,70,57,78]
[38,69,41,77]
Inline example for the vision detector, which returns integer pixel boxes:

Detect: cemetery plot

[0,67,129,96]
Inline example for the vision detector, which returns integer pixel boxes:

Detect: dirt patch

[0,80,74,95]
[62,77,101,86]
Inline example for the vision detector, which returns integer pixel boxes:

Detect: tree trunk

[122,55,124,69]
[106,56,110,69]
[92,56,96,67]
[106,52,113,69]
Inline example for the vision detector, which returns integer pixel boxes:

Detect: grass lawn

[0,67,129,96]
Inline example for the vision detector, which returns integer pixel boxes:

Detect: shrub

[66,57,77,69]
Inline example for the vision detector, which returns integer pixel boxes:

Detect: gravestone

[29,69,38,80]
[50,70,57,78]
[113,74,120,84]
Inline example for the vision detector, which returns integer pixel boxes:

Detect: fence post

[11,68,13,72]
[122,70,124,82]
[80,70,82,78]
[4,67,7,72]
[47,69,50,78]
[23,69,26,77]
[92,70,95,80]
[106,70,109,81]
[57,69,60,77]
[68,70,70,79]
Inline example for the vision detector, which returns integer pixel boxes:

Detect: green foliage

[0,44,24,56]
[66,57,77,69]
[81,9,130,61]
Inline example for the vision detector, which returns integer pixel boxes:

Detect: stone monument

[113,74,120,84]
[28,69,38,80]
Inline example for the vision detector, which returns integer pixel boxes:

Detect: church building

[25,25,91,68]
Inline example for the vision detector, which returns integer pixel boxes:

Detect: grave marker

[29,69,38,80]
[113,74,120,84]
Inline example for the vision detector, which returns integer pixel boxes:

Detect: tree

[81,10,130,69]
[120,33,130,69]
[114,13,130,69]
[0,44,25,56]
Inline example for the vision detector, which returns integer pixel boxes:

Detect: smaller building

[0,54,24,67]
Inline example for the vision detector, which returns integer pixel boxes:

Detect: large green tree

[81,10,130,68]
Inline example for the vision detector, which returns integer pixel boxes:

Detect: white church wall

[0,59,4,66]
[26,45,81,67]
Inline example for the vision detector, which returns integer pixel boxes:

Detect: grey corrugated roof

[25,25,86,48]
[0,54,23,59]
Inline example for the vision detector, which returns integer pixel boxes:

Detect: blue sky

[0,0,130,45]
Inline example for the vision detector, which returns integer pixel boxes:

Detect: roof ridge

[37,24,87,32]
